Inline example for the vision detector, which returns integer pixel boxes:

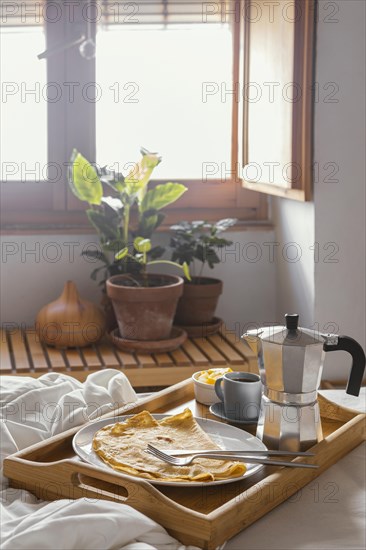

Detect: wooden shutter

[238,0,316,201]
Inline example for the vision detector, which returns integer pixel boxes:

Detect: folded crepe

[92,408,246,482]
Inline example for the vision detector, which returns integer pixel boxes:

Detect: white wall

[0,230,277,333]
[272,198,315,327]
[273,1,366,380]
[314,0,366,379]
[0,235,103,328]
[192,229,278,332]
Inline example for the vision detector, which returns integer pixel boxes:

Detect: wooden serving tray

[4,380,366,549]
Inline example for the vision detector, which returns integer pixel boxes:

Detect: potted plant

[68,148,189,342]
[170,219,237,331]
[107,237,190,341]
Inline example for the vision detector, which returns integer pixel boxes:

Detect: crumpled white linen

[0,370,201,550]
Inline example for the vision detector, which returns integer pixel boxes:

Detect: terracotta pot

[106,274,184,341]
[100,294,118,332]
[174,277,223,326]
[36,280,106,348]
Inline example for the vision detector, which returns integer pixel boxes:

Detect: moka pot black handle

[323,336,366,396]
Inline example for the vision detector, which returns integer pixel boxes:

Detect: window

[1,26,47,180]
[1,0,315,231]
[96,23,233,179]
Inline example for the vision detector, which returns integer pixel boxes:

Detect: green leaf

[149,245,165,260]
[124,151,161,197]
[86,209,119,241]
[81,249,109,264]
[138,210,165,237]
[170,242,195,266]
[115,247,129,260]
[194,243,206,264]
[208,236,233,248]
[102,239,125,253]
[99,166,126,193]
[206,249,220,268]
[140,183,187,213]
[134,237,152,253]
[140,147,161,164]
[183,262,191,281]
[90,266,106,281]
[69,150,103,205]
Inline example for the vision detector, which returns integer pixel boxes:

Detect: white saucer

[209,402,259,426]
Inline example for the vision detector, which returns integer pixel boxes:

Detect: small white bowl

[192,371,221,405]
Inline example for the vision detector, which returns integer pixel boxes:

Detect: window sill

[1,184,271,234]
[0,218,273,236]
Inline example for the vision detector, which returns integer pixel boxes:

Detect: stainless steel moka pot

[242,314,365,451]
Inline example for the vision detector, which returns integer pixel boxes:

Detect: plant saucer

[175,317,223,338]
[109,327,187,353]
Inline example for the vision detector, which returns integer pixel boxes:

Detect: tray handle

[60,460,170,502]
[75,472,130,502]
[22,458,200,523]
[6,456,207,546]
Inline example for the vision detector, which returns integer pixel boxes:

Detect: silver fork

[146,444,319,469]
[156,448,315,457]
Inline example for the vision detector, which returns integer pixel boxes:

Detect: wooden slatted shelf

[0,327,257,388]
[114,348,138,369]
[181,339,209,367]
[0,329,13,373]
[45,345,66,372]
[8,329,31,373]
[26,329,49,373]
[81,346,103,369]
[64,348,85,372]
[153,353,174,367]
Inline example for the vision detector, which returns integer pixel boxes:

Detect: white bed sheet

[0,370,200,550]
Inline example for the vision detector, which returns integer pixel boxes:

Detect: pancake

[92,408,246,482]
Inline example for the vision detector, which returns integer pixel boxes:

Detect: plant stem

[124,204,130,247]
[122,274,142,287]
[143,250,148,287]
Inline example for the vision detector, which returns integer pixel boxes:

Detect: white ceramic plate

[73,414,267,487]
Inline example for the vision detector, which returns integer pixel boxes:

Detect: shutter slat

[101,1,230,25]
[1,0,232,27]
[1,0,45,27]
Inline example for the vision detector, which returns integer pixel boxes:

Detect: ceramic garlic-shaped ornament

[36,281,106,348]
